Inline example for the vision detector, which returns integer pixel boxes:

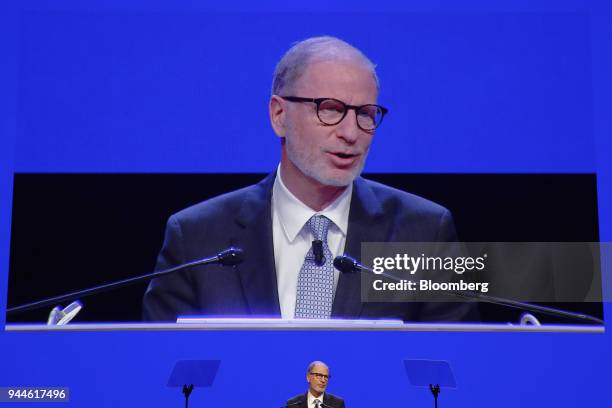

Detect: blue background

[1,0,611,406]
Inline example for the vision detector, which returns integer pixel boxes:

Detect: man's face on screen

[279,59,377,188]
[307,363,330,397]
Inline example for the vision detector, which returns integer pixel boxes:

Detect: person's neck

[280,161,347,212]
[310,390,323,399]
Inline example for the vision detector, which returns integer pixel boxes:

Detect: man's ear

[269,95,286,138]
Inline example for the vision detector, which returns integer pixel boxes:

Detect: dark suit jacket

[142,172,475,322]
[286,392,345,408]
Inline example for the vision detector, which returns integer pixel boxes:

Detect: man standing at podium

[286,361,345,408]
[143,36,473,322]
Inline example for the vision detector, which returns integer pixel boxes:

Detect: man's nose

[335,110,363,144]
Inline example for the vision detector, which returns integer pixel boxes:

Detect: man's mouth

[327,151,360,168]
[331,152,358,159]
[328,151,360,162]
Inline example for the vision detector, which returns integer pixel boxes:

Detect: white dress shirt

[272,165,353,319]
[307,391,325,408]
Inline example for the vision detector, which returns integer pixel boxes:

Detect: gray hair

[272,36,379,95]
[307,360,329,374]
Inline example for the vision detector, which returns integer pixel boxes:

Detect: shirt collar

[273,164,352,242]
[307,391,325,407]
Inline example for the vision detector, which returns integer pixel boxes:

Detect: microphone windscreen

[217,247,244,266]
[333,255,358,273]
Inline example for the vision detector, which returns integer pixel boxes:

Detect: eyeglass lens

[317,99,383,130]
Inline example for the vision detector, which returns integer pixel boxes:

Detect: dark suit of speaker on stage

[286,392,345,408]
[142,172,473,322]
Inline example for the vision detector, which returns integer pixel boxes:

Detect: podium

[5,318,605,332]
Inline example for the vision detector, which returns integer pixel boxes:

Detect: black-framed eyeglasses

[309,372,331,380]
[279,96,388,131]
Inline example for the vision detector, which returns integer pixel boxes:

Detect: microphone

[281,401,304,408]
[312,240,325,265]
[334,254,370,274]
[313,400,331,408]
[333,254,604,325]
[216,246,244,266]
[7,247,244,316]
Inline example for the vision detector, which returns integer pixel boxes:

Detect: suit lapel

[323,392,335,408]
[233,173,281,316]
[332,177,387,318]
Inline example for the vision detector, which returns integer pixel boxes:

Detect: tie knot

[307,215,331,242]
[313,399,321,408]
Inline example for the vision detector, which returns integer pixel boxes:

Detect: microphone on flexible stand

[281,400,304,408]
[7,247,245,323]
[333,254,604,325]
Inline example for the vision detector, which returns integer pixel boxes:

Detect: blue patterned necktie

[295,215,335,319]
